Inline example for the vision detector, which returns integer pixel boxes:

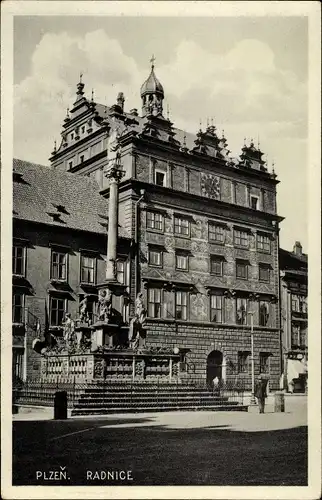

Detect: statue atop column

[62,313,75,346]
[79,295,90,324]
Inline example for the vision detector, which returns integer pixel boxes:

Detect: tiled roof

[13,159,129,238]
[279,247,308,270]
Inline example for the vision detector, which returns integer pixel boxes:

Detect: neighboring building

[280,241,308,392]
[13,62,284,389]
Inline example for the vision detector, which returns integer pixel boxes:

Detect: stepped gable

[13,158,129,237]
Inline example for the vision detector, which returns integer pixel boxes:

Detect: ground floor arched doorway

[206,350,223,387]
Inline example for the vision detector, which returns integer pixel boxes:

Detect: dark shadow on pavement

[12,419,308,487]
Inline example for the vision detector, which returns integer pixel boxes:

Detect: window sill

[50,278,67,284]
[146,228,164,234]
[148,264,163,269]
[175,268,189,272]
[234,245,249,250]
[12,273,26,278]
[257,249,271,254]
[209,240,225,245]
[174,233,190,239]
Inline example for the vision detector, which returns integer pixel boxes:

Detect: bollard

[274,391,285,413]
[54,391,68,419]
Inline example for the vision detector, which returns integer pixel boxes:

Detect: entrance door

[206,350,223,387]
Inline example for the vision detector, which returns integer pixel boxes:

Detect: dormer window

[155,169,166,187]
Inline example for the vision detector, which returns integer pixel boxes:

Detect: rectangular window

[12,245,25,276]
[238,351,250,373]
[300,328,307,347]
[51,250,67,280]
[80,155,85,163]
[155,170,166,187]
[234,229,248,247]
[148,248,162,267]
[236,297,248,325]
[259,264,270,282]
[257,233,271,253]
[176,253,188,271]
[208,223,225,243]
[236,260,248,280]
[71,133,74,140]
[81,125,85,134]
[210,295,224,323]
[291,295,299,312]
[80,255,96,284]
[49,296,66,326]
[299,296,307,313]
[13,293,24,324]
[291,324,300,347]
[259,301,270,326]
[259,352,270,374]
[146,211,164,231]
[175,290,188,320]
[116,260,125,284]
[210,256,224,276]
[68,161,73,169]
[250,196,259,210]
[174,217,189,236]
[148,288,162,318]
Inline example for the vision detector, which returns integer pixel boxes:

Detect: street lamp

[248,311,256,405]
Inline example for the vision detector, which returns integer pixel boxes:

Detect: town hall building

[13,61,284,391]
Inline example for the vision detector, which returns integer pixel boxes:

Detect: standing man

[255,374,268,414]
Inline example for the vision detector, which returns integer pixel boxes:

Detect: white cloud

[14,30,308,250]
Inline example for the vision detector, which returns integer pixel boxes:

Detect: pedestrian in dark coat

[254,375,268,413]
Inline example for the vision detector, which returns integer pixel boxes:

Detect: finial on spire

[150,54,156,69]
[199,119,202,132]
[244,137,246,146]
[211,117,214,127]
[272,159,275,175]
[183,133,187,147]
[257,135,260,148]
[52,140,57,155]
[206,117,209,128]
[91,89,94,102]
[166,103,170,120]
[222,129,225,139]
[79,72,83,83]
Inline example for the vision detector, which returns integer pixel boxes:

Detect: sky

[13,15,308,252]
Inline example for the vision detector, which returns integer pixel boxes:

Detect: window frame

[154,169,167,187]
[238,351,251,374]
[208,223,225,244]
[80,253,96,285]
[291,294,300,312]
[175,290,189,321]
[175,252,189,271]
[49,295,67,327]
[148,248,163,268]
[12,292,25,324]
[12,244,26,276]
[146,211,164,232]
[250,195,259,210]
[234,229,249,248]
[259,264,270,283]
[148,288,162,319]
[50,249,68,281]
[259,352,271,374]
[210,255,224,276]
[257,233,271,253]
[210,294,224,323]
[291,324,301,347]
[236,297,248,325]
[259,300,270,327]
[174,216,190,237]
[236,260,248,280]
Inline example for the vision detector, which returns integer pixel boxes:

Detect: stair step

[71,404,248,415]
[73,400,239,408]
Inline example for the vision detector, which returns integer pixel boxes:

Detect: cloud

[13,30,308,250]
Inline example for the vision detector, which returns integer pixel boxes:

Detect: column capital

[105,165,125,182]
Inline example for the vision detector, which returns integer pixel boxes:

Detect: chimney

[293,241,303,256]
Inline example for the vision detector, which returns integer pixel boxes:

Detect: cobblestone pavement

[12,397,307,486]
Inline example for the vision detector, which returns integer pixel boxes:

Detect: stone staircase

[71,382,248,415]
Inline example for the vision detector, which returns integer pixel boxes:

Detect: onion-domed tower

[140,56,164,117]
